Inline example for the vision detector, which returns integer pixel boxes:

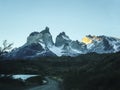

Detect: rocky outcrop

[55,32,71,47]
[27,27,54,48]
[6,27,120,59]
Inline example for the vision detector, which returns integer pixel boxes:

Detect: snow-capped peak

[55,32,71,47]
[6,28,120,59]
[26,27,54,48]
[58,32,70,40]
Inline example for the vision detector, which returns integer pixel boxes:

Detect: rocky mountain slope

[7,27,120,59]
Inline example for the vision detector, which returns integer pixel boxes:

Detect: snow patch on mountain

[5,27,120,59]
[49,46,63,56]
[39,42,45,49]
[62,35,70,40]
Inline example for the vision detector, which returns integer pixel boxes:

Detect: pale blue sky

[0,0,120,47]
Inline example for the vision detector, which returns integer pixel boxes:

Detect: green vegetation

[63,52,120,90]
[0,52,120,90]
[25,76,45,85]
[0,75,45,90]
[0,75,25,90]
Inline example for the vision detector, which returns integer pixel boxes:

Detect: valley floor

[27,77,60,90]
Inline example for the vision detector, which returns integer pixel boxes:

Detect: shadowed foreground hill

[0,52,120,90]
[63,52,120,90]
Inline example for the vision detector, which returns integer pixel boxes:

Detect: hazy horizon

[0,0,120,47]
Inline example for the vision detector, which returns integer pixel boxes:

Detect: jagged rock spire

[27,27,54,47]
[55,32,71,47]
[40,26,50,34]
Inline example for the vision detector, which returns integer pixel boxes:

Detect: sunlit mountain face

[4,27,120,59]
[82,37,93,44]
[81,35,102,44]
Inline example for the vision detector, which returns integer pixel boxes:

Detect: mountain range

[7,27,120,59]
